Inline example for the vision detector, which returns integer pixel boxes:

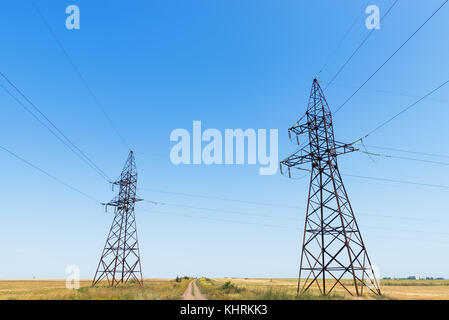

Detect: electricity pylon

[92,151,143,287]
[280,79,381,296]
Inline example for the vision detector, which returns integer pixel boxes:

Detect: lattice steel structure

[280,79,381,296]
[92,151,143,286]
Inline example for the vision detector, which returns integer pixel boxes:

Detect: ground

[196,278,449,300]
[182,279,207,300]
[0,278,190,300]
[0,278,447,300]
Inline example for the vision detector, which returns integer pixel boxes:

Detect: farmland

[0,278,448,300]
[0,278,190,300]
[196,278,449,300]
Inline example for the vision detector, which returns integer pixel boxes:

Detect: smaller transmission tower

[92,151,143,287]
[280,79,381,296]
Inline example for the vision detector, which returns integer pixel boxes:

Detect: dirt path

[182,279,207,300]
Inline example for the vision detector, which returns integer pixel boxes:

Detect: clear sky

[0,0,448,280]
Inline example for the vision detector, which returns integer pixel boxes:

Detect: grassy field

[0,278,191,300]
[1,278,448,300]
[197,278,449,300]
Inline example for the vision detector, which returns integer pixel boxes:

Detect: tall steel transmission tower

[92,151,143,287]
[280,79,381,296]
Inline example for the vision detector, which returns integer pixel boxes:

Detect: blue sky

[0,0,448,280]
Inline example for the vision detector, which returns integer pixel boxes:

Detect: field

[0,278,448,300]
[196,278,449,300]
[0,278,190,300]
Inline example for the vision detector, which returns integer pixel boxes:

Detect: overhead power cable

[364,234,449,245]
[321,80,449,103]
[364,144,449,160]
[139,187,302,209]
[144,200,300,221]
[134,151,165,157]
[358,212,449,224]
[323,0,400,90]
[139,193,449,224]
[343,173,449,190]
[334,0,448,114]
[0,144,100,203]
[363,225,449,237]
[0,74,111,182]
[31,0,131,151]
[317,1,370,76]
[286,166,449,190]
[139,208,449,244]
[358,149,449,167]
[139,208,298,230]
[361,78,449,139]
[348,79,449,159]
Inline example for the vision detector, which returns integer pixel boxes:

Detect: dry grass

[0,278,190,300]
[2,278,448,300]
[197,278,449,300]
[378,280,449,300]
[197,278,345,300]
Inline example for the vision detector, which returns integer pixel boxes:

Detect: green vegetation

[220,281,245,294]
[175,276,191,283]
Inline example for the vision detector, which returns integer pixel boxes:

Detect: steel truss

[92,151,143,287]
[280,79,381,296]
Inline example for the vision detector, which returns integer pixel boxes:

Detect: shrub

[220,281,245,294]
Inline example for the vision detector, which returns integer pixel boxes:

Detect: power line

[358,149,449,167]
[317,1,370,76]
[144,200,301,221]
[363,225,449,237]
[0,144,100,203]
[362,78,449,139]
[139,208,298,230]
[343,173,449,190]
[156,199,449,225]
[286,165,449,190]
[0,76,111,181]
[321,80,449,103]
[359,212,449,224]
[334,0,448,114]
[364,234,449,245]
[139,208,449,244]
[323,0,399,90]
[364,144,449,160]
[349,79,449,165]
[31,0,131,151]
[139,193,449,224]
[139,187,303,209]
[361,138,377,163]
[148,207,449,238]
[134,151,165,157]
